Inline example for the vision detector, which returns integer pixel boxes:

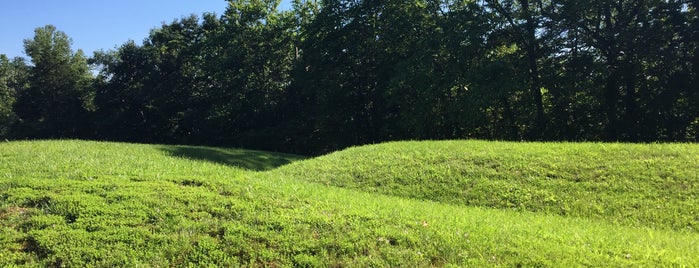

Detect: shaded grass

[0,140,697,266]
[159,145,304,171]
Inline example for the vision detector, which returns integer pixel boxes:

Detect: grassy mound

[275,140,699,231]
[0,140,697,266]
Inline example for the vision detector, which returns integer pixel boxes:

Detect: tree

[14,25,94,138]
[557,0,698,141]
[91,42,156,142]
[206,0,298,149]
[10,0,694,152]
[482,0,549,139]
[0,55,30,137]
[93,1,298,148]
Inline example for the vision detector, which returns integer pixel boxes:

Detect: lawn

[0,140,697,266]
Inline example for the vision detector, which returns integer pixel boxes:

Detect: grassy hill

[0,140,697,266]
[275,140,698,231]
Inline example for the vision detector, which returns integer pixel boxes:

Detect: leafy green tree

[93,15,222,144]
[483,0,549,139]
[556,0,697,141]
[0,55,30,137]
[50,0,699,152]
[200,0,297,149]
[13,25,94,138]
[292,0,462,151]
[91,42,155,142]
[93,1,298,148]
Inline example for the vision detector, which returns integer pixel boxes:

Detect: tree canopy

[12,25,93,138]
[1,0,696,154]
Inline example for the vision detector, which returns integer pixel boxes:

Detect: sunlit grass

[0,140,697,266]
[275,140,699,231]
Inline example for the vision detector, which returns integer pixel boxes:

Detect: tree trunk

[519,0,545,139]
[605,68,619,141]
[622,61,638,140]
[501,96,519,139]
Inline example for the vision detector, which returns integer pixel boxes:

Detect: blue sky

[1,0,292,59]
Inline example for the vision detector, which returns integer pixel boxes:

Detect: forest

[0,0,696,155]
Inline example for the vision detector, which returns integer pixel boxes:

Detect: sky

[0,0,292,60]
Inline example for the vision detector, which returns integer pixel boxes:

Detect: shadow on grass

[160,145,305,171]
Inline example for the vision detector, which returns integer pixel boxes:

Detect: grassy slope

[0,140,697,267]
[275,140,698,231]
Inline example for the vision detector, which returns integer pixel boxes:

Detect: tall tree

[14,25,94,138]
[0,56,13,137]
[483,0,548,139]
[211,0,297,149]
[558,0,697,141]
[0,55,30,137]
[93,1,298,148]
[91,42,156,142]
[15,0,693,153]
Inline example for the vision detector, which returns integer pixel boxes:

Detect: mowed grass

[276,140,698,231]
[0,140,697,266]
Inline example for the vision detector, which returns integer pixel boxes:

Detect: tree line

[1,0,696,154]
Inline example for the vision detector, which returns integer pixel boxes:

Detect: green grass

[0,140,697,266]
[276,140,698,231]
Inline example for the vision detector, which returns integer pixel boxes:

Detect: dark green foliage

[1,1,697,153]
[12,25,94,138]
[0,56,15,138]
[0,55,29,138]
[91,2,297,148]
